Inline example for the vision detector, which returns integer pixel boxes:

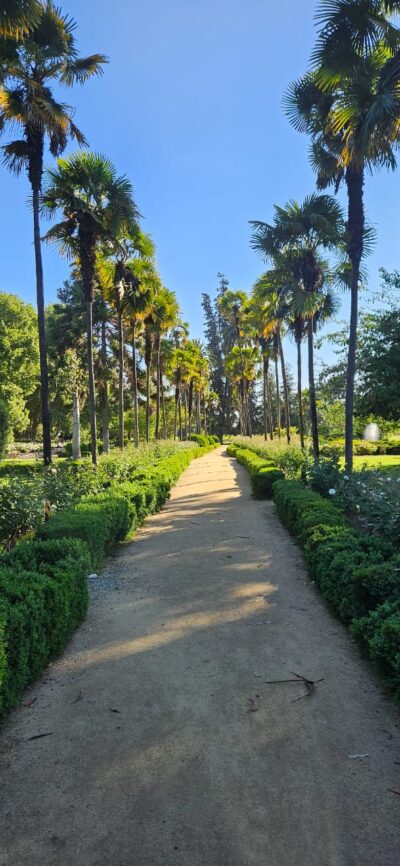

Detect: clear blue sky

[1,0,400,373]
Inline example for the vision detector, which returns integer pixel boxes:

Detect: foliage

[351,600,400,699]
[227,443,284,499]
[0,293,39,434]
[0,400,10,459]
[0,538,90,717]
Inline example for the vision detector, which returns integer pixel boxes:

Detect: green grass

[344,455,400,475]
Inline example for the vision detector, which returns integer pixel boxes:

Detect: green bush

[0,399,10,459]
[0,538,90,717]
[227,445,283,499]
[38,492,131,569]
[250,467,285,499]
[351,600,400,698]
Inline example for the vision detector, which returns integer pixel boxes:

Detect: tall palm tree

[285,0,400,468]
[97,231,152,449]
[42,151,139,464]
[124,261,156,447]
[251,273,292,444]
[250,194,345,458]
[218,290,252,435]
[150,288,180,439]
[0,0,40,36]
[0,1,106,463]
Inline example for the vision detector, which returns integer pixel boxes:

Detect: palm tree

[124,261,156,447]
[0,0,40,36]
[151,288,180,439]
[285,0,400,468]
[42,151,139,464]
[251,274,292,444]
[250,195,345,458]
[218,290,252,435]
[0,1,106,463]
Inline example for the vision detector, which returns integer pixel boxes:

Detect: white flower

[328,488,336,496]
[343,475,349,481]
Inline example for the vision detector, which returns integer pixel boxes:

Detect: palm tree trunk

[72,388,81,460]
[86,299,97,465]
[203,398,207,434]
[265,359,274,441]
[274,356,281,440]
[32,187,52,464]
[118,310,124,449]
[278,332,291,444]
[160,360,167,439]
[178,394,183,440]
[174,382,179,441]
[345,167,364,473]
[155,337,161,439]
[296,338,305,449]
[308,315,319,460]
[146,362,151,442]
[131,322,139,448]
[184,390,188,439]
[100,319,110,454]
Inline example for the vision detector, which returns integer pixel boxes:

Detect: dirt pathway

[0,447,399,865]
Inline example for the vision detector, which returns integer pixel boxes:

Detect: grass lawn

[341,454,400,475]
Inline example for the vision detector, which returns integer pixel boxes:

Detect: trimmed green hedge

[0,538,90,716]
[227,444,284,499]
[0,441,217,717]
[272,478,400,700]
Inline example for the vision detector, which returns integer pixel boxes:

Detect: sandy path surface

[0,447,399,866]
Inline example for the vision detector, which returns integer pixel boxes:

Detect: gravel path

[0,447,399,866]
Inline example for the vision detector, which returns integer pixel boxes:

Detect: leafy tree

[0,292,39,435]
[250,194,344,458]
[285,0,400,468]
[42,151,139,464]
[0,1,106,462]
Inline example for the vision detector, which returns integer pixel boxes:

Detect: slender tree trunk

[184,391,188,439]
[203,398,207,434]
[245,383,252,437]
[264,359,274,441]
[345,167,364,473]
[278,332,291,444]
[146,363,151,442]
[308,315,319,460]
[178,395,183,440]
[174,382,179,441]
[131,322,139,447]
[118,310,124,449]
[274,356,281,440]
[155,337,161,440]
[72,389,81,460]
[86,299,97,464]
[100,320,110,454]
[32,186,52,464]
[161,360,167,439]
[263,358,268,441]
[296,338,305,450]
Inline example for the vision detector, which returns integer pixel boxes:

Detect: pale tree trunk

[72,389,81,460]
[32,186,52,464]
[345,166,364,473]
[278,332,291,444]
[263,358,268,441]
[160,359,167,439]
[131,322,139,447]
[308,315,319,460]
[100,320,110,454]
[297,338,305,450]
[118,310,124,450]
[274,356,281,440]
[178,395,183,440]
[155,337,161,440]
[86,299,97,465]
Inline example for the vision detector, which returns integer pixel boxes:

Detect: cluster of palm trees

[0,1,210,464]
[268,0,400,471]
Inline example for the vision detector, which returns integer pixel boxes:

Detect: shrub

[351,600,400,698]
[38,492,131,569]
[0,399,10,459]
[0,538,90,716]
[250,467,285,499]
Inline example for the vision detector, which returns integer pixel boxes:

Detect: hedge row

[273,480,400,700]
[227,444,284,498]
[0,440,217,717]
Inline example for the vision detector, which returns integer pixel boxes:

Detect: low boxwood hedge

[227,445,284,499]
[0,538,90,717]
[272,477,400,700]
[0,442,217,717]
